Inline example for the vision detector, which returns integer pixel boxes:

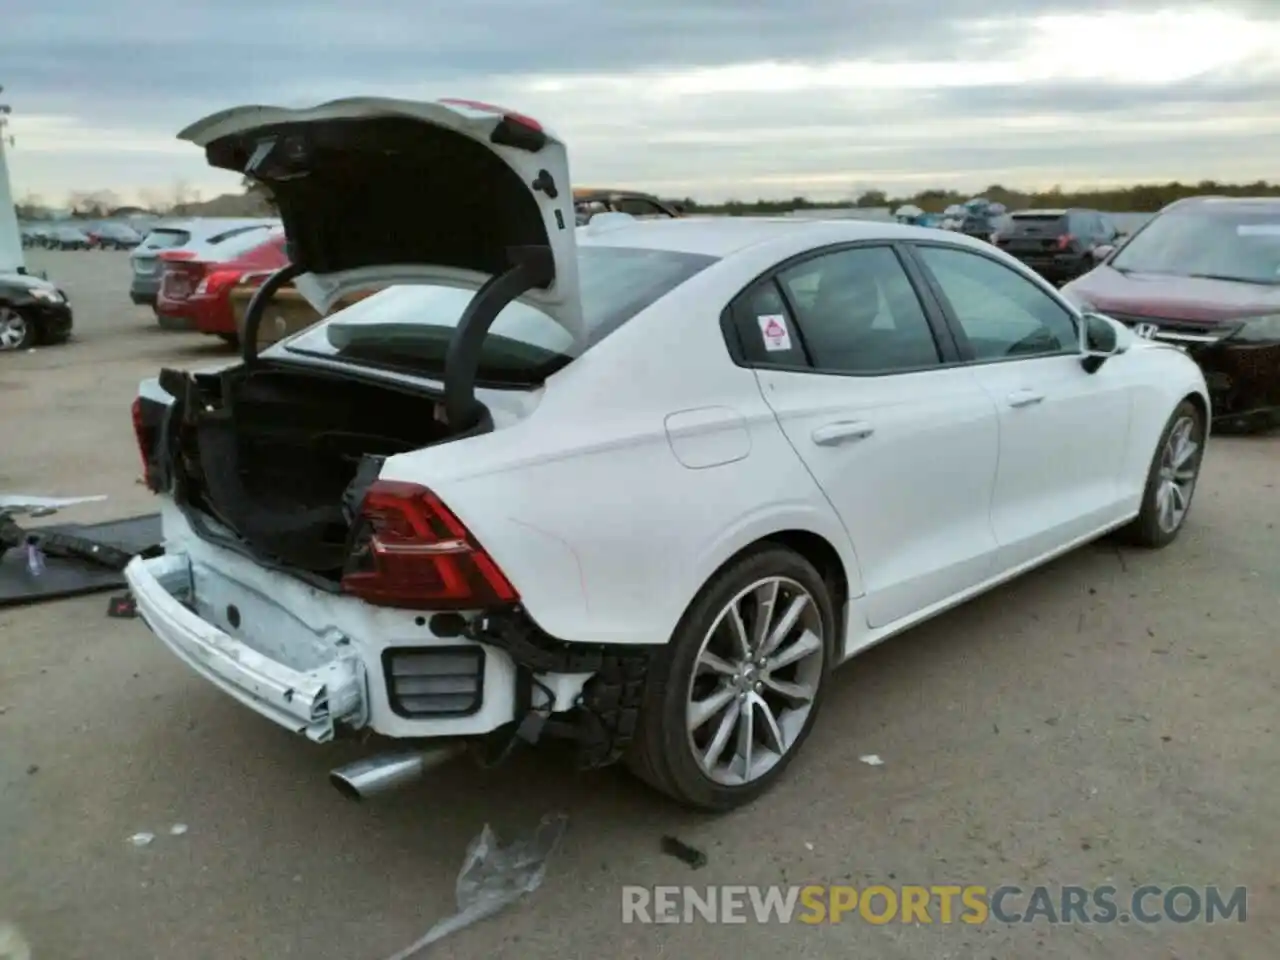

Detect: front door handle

[812,420,875,446]
[1007,389,1045,408]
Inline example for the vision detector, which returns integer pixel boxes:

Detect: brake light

[193,269,244,298]
[158,249,196,261]
[161,259,208,300]
[1057,234,1075,250]
[341,480,519,610]
[131,397,157,490]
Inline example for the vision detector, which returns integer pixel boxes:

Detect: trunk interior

[168,361,475,582]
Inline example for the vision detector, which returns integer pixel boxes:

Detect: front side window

[771,245,942,374]
[1110,206,1280,284]
[914,245,1079,361]
[285,245,718,384]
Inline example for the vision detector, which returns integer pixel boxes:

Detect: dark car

[573,188,683,225]
[0,271,73,351]
[994,208,1122,285]
[1062,196,1280,431]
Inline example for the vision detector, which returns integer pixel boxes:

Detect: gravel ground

[1,250,1276,960]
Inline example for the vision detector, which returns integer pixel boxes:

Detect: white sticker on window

[757,314,792,351]
[1237,224,1280,236]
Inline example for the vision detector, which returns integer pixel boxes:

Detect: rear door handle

[1007,389,1045,408]
[811,421,875,446]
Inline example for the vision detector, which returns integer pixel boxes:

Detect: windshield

[1111,207,1280,284]
[285,245,718,383]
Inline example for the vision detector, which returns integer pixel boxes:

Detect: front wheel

[627,546,836,811]
[1119,399,1206,548]
[0,306,36,351]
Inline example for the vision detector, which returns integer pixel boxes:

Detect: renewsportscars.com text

[621,884,1247,925]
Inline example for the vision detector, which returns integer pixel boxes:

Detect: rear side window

[139,228,191,250]
[613,197,673,218]
[210,229,284,260]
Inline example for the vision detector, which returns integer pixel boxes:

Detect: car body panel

[132,214,1209,743]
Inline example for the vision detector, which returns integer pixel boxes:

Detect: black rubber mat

[0,513,162,608]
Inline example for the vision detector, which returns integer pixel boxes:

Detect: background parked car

[0,270,72,351]
[155,228,288,342]
[87,222,143,250]
[993,208,1123,285]
[129,218,278,310]
[1062,195,1280,431]
[48,225,92,250]
[574,188,684,225]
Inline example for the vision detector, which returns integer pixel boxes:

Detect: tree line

[16,177,1280,222]
[670,179,1280,216]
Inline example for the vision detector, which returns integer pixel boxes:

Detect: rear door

[730,242,1001,630]
[907,242,1134,572]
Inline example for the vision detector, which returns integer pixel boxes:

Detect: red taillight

[131,397,156,490]
[192,269,244,298]
[161,259,208,300]
[340,480,519,610]
[1057,234,1075,250]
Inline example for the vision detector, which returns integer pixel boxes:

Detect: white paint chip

[859,754,885,766]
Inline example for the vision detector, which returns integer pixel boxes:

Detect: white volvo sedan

[125,98,1209,811]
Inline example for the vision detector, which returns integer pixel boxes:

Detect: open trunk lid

[177,97,584,342]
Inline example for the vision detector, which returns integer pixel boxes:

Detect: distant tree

[855,189,887,208]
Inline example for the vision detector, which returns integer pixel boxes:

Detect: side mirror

[1091,244,1115,262]
[1080,312,1122,373]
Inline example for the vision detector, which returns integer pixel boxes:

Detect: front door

[730,243,1002,631]
[908,243,1134,571]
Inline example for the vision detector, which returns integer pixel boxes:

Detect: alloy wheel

[685,576,825,786]
[0,307,29,350]
[1155,416,1200,533]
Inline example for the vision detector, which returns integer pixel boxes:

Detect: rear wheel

[1119,400,1205,548]
[627,546,835,811]
[0,306,35,351]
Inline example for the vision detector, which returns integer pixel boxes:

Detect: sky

[3,0,1280,205]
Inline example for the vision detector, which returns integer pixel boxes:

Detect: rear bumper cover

[126,552,367,741]
[1190,341,1280,421]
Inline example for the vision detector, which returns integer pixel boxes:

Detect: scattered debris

[1044,717,1060,727]
[382,812,568,960]
[24,764,37,776]
[859,754,884,766]
[106,592,137,619]
[129,832,155,847]
[803,841,815,852]
[661,835,708,869]
[0,494,107,512]
[169,823,188,836]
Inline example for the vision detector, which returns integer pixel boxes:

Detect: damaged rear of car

[126,97,708,797]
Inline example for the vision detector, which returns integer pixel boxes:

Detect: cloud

[4,2,1280,203]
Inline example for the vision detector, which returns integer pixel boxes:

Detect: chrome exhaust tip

[329,744,465,801]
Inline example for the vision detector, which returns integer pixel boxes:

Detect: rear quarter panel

[379,262,863,646]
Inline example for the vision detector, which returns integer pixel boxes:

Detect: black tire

[627,545,837,811]
[1118,399,1206,548]
[0,305,38,352]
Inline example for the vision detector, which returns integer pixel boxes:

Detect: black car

[89,222,143,250]
[0,271,73,351]
[993,208,1122,285]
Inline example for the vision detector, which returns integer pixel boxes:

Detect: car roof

[1012,208,1070,217]
[576,215,957,257]
[1173,195,1280,210]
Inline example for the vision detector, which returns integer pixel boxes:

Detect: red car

[155,229,288,343]
[1062,196,1280,432]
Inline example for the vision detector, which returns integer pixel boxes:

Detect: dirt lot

[1,250,1277,960]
